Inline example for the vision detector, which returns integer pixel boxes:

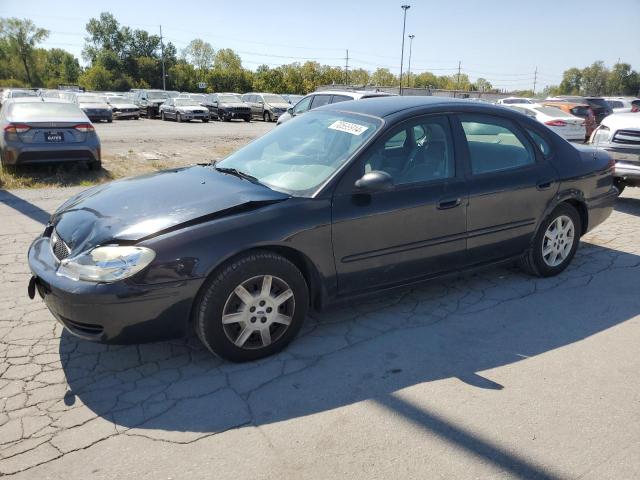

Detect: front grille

[613,129,640,145]
[50,230,70,261]
[232,107,250,113]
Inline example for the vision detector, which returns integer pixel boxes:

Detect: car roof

[600,112,640,130]
[319,95,487,118]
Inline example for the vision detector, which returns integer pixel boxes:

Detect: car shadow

[615,195,640,216]
[0,189,51,224]
[0,162,112,189]
[58,239,640,478]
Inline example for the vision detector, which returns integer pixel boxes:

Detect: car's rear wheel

[614,178,626,195]
[161,112,166,121]
[263,111,272,122]
[87,160,101,171]
[203,118,209,123]
[176,112,182,123]
[244,117,250,122]
[520,203,581,277]
[194,251,308,362]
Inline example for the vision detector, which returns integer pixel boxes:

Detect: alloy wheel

[542,215,575,267]
[221,275,295,350]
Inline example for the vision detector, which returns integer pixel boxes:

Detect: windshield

[219,95,241,103]
[76,95,105,103]
[10,90,37,98]
[262,94,287,104]
[175,99,200,106]
[217,111,381,196]
[502,98,531,104]
[107,96,126,103]
[189,95,205,102]
[148,91,169,100]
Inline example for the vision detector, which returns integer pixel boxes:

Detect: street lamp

[399,5,410,95]
[407,34,415,89]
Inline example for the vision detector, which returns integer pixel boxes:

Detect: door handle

[536,180,553,190]
[437,197,462,210]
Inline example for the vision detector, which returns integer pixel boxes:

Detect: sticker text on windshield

[328,120,369,136]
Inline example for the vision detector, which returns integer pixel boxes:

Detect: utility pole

[399,5,411,95]
[533,66,538,96]
[407,34,415,89]
[159,25,166,90]
[456,60,461,95]
[345,49,349,86]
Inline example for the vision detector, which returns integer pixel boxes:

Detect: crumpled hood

[111,102,138,109]
[219,102,250,108]
[51,165,289,254]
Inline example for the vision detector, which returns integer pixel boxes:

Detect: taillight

[74,123,95,132]
[545,120,567,127]
[633,106,639,113]
[4,124,31,134]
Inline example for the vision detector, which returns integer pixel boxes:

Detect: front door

[332,115,468,295]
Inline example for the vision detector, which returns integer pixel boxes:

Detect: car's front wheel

[614,178,626,195]
[176,112,182,123]
[161,112,166,121]
[194,251,308,362]
[520,203,581,277]
[263,111,272,122]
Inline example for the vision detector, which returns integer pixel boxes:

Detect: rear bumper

[179,112,210,120]
[599,145,640,183]
[27,236,202,343]
[2,144,100,165]
[586,187,618,233]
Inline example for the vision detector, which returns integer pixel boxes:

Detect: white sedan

[507,104,585,142]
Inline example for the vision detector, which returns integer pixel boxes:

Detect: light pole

[407,34,415,89]
[399,5,410,95]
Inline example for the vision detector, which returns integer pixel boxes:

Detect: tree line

[0,14,638,98]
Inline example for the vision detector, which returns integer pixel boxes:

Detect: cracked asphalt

[1,186,639,479]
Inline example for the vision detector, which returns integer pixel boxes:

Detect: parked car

[1,97,101,169]
[105,95,140,120]
[27,97,617,361]
[0,88,37,106]
[74,94,112,123]
[205,93,251,122]
[590,112,640,194]
[496,97,534,105]
[133,89,169,118]
[241,93,290,122]
[540,101,596,141]
[632,100,640,113]
[604,97,637,114]
[277,90,394,125]
[282,94,304,105]
[506,104,585,142]
[159,97,210,122]
[547,96,612,124]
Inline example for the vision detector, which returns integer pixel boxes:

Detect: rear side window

[331,95,352,103]
[526,129,552,157]
[607,100,624,109]
[460,114,535,175]
[310,95,332,109]
[570,106,589,117]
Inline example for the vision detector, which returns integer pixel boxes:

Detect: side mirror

[287,107,293,115]
[354,171,394,192]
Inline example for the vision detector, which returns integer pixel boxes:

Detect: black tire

[134,116,139,120]
[161,112,166,121]
[263,111,272,122]
[203,119,209,123]
[107,119,113,123]
[244,117,251,122]
[520,203,582,278]
[87,160,102,171]
[614,178,626,195]
[176,112,182,123]
[194,251,309,362]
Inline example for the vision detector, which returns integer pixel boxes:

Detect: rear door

[454,113,558,264]
[332,114,468,293]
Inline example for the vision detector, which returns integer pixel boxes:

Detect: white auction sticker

[328,120,369,136]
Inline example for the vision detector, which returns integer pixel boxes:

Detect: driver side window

[363,116,455,186]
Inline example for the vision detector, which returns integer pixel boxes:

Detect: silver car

[0,97,101,169]
[75,94,113,123]
[104,95,140,120]
[241,93,290,122]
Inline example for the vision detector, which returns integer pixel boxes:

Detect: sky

[2,0,639,91]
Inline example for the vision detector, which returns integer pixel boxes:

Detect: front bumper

[219,110,251,120]
[178,112,210,121]
[599,145,640,184]
[27,235,202,343]
[113,110,139,119]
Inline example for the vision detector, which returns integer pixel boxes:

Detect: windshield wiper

[214,166,262,185]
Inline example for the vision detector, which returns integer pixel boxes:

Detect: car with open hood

[74,93,113,123]
[27,97,617,362]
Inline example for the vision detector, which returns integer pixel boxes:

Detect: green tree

[183,39,215,80]
[473,77,493,92]
[370,68,396,86]
[79,64,113,90]
[0,18,49,85]
[580,61,608,95]
[559,67,582,94]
